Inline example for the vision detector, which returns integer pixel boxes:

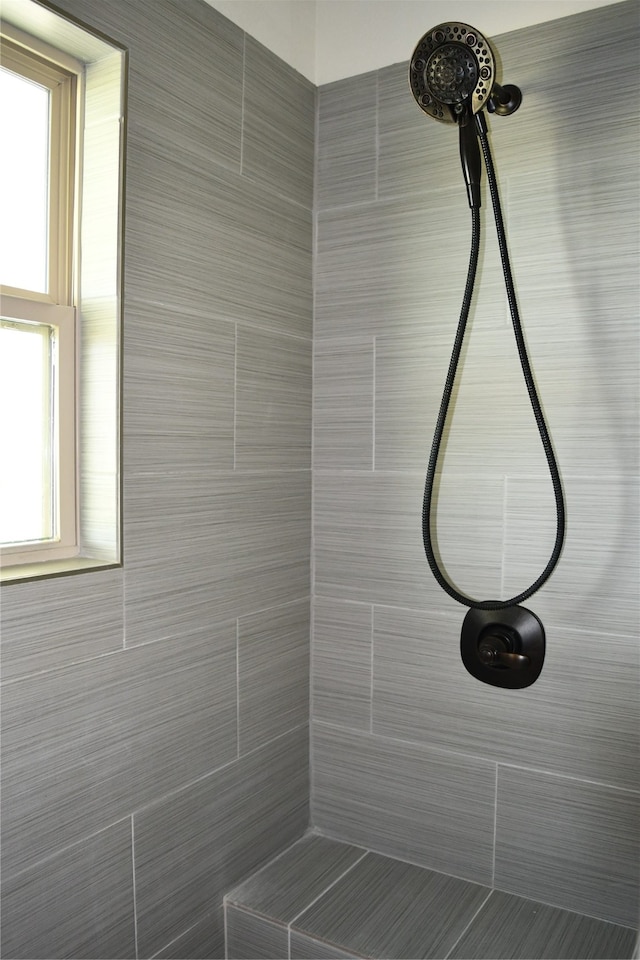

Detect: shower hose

[422,113,566,611]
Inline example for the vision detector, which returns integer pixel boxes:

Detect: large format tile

[125,140,312,338]
[235,326,312,469]
[152,908,224,959]
[290,931,364,959]
[312,599,372,731]
[377,61,454,201]
[293,852,491,959]
[124,299,235,474]
[503,475,639,637]
[317,72,377,210]
[449,889,638,960]
[494,765,640,926]
[373,607,639,791]
[226,834,366,923]
[312,723,495,884]
[315,188,476,341]
[238,599,310,755]
[117,0,244,174]
[242,37,315,209]
[313,337,373,470]
[0,568,123,681]
[134,725,308,958]
[314,470,503,609]
[1,626,238,879]
[374,330,548,476]
[124,470,310,646]
[226,906,288,960]
[0,820,135,960]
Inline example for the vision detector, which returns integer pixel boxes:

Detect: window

[1,36,78,564]
[0,6,126,582]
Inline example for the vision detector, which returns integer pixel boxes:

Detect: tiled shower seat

[224,833,638,960]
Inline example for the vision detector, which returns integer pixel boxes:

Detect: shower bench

[224,832,638,959]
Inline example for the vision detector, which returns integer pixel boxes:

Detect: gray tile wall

[312,0,640,928]
[2,1,639,956]
[0,0,313,956]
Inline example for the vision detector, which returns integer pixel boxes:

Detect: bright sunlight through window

[0,33,77,565]
[1,7,124,581]
[0,320,55,544]
[0,67,50,294]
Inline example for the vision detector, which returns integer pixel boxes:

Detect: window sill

[1,556,121,585]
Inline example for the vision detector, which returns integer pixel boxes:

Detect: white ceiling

[205,0,623,84]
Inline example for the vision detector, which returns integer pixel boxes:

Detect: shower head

[409,22,521,124]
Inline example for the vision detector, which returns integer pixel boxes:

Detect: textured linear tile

[226,834,365,923]
[293,852,491,959]
[1,626,237,878]
[312,598,372,731]
[0,568,123,681]
[0,820,135,960]
[127,0,244,174]
[124,470,310,646]
[499,315,638,477]
[290,931,364,959]
[235,326,312,469]
[124,299,235,474]
[317,72,377,209]
[134,725,308,958]
[238,599,310,755]
[503,475,639,637]
[374,330,549,476]
[311,723,495,884]
[226,905,289,960]
[62,0,244,173]
[243,37,315,209]
[494,765,640,926]
[448,889,639,959]
[153,908,224,959]
[377,61,455,201]
[313,337,373,470]
[125,137,312,338]
[314,470,503,609]
[373,607,639,791]
[315,188,475,340]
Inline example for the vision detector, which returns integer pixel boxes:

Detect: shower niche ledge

[224,832,638,960]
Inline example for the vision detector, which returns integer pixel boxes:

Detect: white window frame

[1,33,79,565]
[0,4,126,583]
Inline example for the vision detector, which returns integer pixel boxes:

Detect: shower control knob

[478,639,529,669]
[460,606,545,689]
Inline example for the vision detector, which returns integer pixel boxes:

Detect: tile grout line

[369,604,374,735]
[443,889,494,959]
[371,335,376,472]
[287,848,370,931]
[235,618,241,759]
[233,323,238,470]
[130,816,139,960]
[491,761,499,887]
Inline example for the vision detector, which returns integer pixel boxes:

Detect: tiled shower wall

[1,1,313,957]
[312,0,640,929]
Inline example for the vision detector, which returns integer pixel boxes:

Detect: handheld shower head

[409,22,521,123]
[409,22,522,208]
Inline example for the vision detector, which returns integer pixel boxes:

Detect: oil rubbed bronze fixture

[409,24,565,688]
